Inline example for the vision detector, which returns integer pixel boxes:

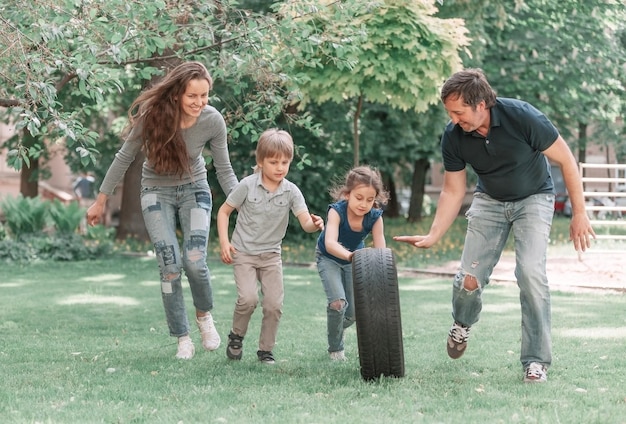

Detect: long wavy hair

[125,61,213,176]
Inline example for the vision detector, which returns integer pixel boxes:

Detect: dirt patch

[406,246,625,294]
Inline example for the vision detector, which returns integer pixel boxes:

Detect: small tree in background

[283,0,469,166]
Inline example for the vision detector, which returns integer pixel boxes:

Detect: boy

[216,128,324,364]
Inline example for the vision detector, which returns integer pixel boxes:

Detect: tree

[469,0,626,163]
[0,0,363,238]
[282,0,469,166]
[2,0,473,232]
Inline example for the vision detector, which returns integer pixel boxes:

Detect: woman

[87,61,238,360]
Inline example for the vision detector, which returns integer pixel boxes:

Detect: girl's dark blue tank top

[316,199,383,265]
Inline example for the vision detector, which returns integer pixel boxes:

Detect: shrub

[0,195,48,237]
[0,233,113,263]
[0,197,115,262]
[48,199,85,234]
[0,238,36,262]
[29,233,112,261]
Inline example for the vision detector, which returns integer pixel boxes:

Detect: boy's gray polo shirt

[226,172,309,255]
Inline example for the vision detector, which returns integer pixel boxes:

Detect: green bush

[0,233,113,263]
[0,197,115,262]
[0,237,36,261]
[48,199,85,234]
[30,233,113,261]
[0,194,48,237]
[84,224,117,244]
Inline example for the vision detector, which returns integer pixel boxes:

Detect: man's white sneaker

[196,313,221,351]
[176,336,195,360]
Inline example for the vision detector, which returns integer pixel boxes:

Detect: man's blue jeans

[316,250,355,353]
[453,192,555,368]
[141,181,213,337]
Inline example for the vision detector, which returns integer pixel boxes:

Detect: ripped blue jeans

[453,192,554,368]
[141,181,213,337]
[316,249,355,353]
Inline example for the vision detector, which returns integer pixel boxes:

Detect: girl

[315,166,388,360]
[87,62,238,360]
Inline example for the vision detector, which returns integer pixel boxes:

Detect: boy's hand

[220,242,237,264]
[311,213,324,231]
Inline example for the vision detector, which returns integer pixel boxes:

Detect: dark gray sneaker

[257,350,275,364]
[447,321,471,359]
[226,331,243,360]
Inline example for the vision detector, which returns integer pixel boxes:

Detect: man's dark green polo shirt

[441,97,559,202]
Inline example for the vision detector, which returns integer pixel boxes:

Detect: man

[394,68,595,383]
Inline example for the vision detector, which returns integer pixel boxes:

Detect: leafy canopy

[286,0,469,112]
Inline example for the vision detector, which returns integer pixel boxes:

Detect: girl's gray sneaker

[523,362,547,383]
[329,350,346,361]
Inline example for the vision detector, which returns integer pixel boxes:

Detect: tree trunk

[605,144,613,191]
[353,94,363,166]
[116,151,149,241]
[407,158,430,223]
[20,129,39,198]
[577,122,587,164]
[383,173,399,218]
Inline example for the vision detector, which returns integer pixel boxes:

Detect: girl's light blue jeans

[316,250,355,353]
[453,192,554,368]
[140,180,213,338]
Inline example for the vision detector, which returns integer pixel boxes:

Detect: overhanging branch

[0,98,20,107]
[95,1,345,67]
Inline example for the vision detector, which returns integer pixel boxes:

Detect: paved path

[405,247,625,293]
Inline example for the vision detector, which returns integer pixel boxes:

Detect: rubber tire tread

[352,247,405,381]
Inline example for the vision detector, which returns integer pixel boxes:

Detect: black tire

[352,247,405,381]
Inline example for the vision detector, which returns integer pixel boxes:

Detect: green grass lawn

[1,254,624,423]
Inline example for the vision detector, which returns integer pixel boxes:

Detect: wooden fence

[579,163,626,251]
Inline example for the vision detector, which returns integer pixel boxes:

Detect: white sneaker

[329,350,346,361]
[176,336,195,360]
[524,362,548,383]
[196,313,221,351]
